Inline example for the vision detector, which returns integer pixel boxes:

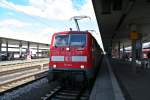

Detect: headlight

[53,64,56,68]
[80,65,84,69]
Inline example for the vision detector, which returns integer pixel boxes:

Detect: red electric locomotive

[47,31,101,82]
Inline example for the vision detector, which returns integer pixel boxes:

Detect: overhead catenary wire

[70,16,91,31]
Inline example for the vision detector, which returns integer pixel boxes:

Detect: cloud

[0,0,95,20]
[0,27,44,43]
[41,27,58,34]
[78,0,96,19]
[0,19,30,28]
[0,23,58,44]
[39,27,58,42]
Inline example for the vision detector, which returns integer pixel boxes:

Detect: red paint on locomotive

[47,31,101,81]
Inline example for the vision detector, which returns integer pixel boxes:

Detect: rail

[0,58,48,64]
[0,58,49,74]
[41,81,90,100]
[0,58,49,93]
[0,69,48,93]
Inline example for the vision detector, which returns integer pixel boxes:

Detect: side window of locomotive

[92,38,94,49]
[92,38,96,51]
[70,34,86,47]
[93,39,96,49]
[54,34,69,46]
[95,41,99,50]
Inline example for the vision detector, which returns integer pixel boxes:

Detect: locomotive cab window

[70,34,86,47]
[54,33,86,47]
[54,34,69,46]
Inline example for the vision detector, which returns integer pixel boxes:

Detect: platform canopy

[0,36,49,48]
[92,0,150,51]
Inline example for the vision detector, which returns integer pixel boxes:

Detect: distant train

[142,49,150,58]
[113,49,150,59]
[47,31,102,82]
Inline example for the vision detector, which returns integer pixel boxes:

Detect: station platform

[112,59,150,100]
[90,55,125,100]
[90,55,150,100]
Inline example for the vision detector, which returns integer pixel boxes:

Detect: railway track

[0,69,48,93]
[41,80,90,100]
[0,72,93,100]
[0,58,49,94]
[0,58,48,75]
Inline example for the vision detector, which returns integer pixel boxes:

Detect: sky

[0,0,104,51]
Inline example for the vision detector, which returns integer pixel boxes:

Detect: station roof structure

[92,0,150,51]
[0,36,49,48]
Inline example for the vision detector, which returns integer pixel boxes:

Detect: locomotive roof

[53,31,90,35]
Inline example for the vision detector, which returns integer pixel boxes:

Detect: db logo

[65,56,71,61]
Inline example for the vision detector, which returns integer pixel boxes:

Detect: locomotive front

[48,31,93,82]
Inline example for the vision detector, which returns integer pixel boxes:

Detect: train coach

[47,31,102,82]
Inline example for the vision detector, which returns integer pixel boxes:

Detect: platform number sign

[130,31,139,40]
